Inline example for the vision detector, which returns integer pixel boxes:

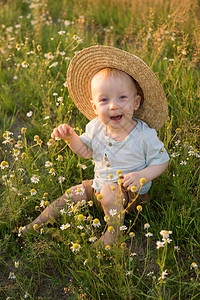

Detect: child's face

[91,69,141,133]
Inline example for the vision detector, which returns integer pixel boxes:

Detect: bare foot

[100,230,117,246]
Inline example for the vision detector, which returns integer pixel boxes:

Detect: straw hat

[67,45,168,130]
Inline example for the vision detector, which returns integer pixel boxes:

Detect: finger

[58,125,65,137]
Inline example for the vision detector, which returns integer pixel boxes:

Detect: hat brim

[67,45,168,130]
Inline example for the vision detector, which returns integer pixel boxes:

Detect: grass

[0,0,200,299]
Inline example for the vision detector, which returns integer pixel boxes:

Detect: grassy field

[0,0,200,299]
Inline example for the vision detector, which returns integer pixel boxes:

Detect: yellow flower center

[78,214,84,221]
[73,243,79,250]
[93,218,99,224]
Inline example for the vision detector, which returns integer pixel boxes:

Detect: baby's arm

[123,161,169,191]
[51,124,92,159]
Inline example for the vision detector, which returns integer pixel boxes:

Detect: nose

[109,99,119,110]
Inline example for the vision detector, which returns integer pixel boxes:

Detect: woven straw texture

[67,45,168,131]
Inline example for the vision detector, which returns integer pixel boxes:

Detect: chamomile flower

[105,245,111,251]
[89,236,97,242]
[93,218,101,227]
[60,223,70,230]
[65,189,72,198]
[190,262,198,269]
[26,111,32,117]
[58,30,65,35]
[31,175,40,184]
[8,272,16,279]
[60,208,66,215]
[158,269,168,281]
[45,161,53,167]
[49,168,56,175]
[1,161,9,169]
[108,226,115,233]
[156,241,165,249]
[104,215,110,222]
[40,200,45,208]
[83,259,88,265]
[109,209,117,216]
[129,253,137,261]
[58,176,65,183]
[77,214,86,221]
[144,223,150,229]
[120,225,127,231]
[22,61,29,68]
[14,261,19,268]
[30,189,37,196]
[75,187,85,195]
[145,232,153,237]
[160,230,172,240]
[71,242,81,252]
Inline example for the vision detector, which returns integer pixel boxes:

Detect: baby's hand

[123,172,143,192]
[51,124,74,141]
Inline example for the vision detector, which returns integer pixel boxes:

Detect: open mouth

[110,115,122,121]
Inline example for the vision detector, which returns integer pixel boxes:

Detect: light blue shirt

[80,117,169,194]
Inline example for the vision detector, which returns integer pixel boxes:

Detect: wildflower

[58,30,65,35]
[75,187,85,195]
[144,223,150,229]
[47,139,55,146]
[129,232,135,238]
[97,194,102,201]
[77,214,86,221]
[34,135,39,141]
[89,236,97,242]
[31,175,40,184]
[145,232,153,237]
[57,155,63,161]
[63,81,68,87]
[120,242,126,248]
[180,161,187,165]
[104,215,110,222]
[45,161,53,167]
[131,186,137,192]
[65,189,72,198]
[83,259,88,265]
[49,168,56,175]
[26,111,32,117]
[136,205,142,212]
[15,261,19,268]
[40,228,44,234]
[88,200,93,206]
[58,176,65,184]
[81,199,86,206]
[108,226,115,233]
[96,252,102,259]
[156,241,165,249]
[160,230,172,240]
[77,225,84,230]
[117,170,122,174]
[182,50,187,55]
[120,225,127,231]
[126,271,133,276]
[158,269,168,281]
[130,253,137,261]
[93,218,101,227]
[190,262,198,269]
[40,200,45,208]
[37,45,42,51]
[1,161,9,169]
[176,128,181,133]
[8,272,16,279]
[49,62,58,68]
[21,152,27,159]
[13,149,20,157]
[105,245,111,251]
[18,226,25,237]
[147,271,154,276]
[140,178,147,186]
[33,224,39,231]
[109,209,117,216]
[21,127,27,134]
[43,193,48,198]
[60,223,70,230]
[109,174,113,179]
[22,61,29,68]
[175,140,181,146]
[174,246,180,252]
[71,242,81,252]
[30,189,37,196]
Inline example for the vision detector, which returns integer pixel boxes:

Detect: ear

[91,100,98,115]
[134,95,141,111]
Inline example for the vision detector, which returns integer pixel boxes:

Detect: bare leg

[99,182,125,245]
[25,184,88,230]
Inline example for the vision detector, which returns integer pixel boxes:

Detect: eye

[100,98,108,102]
[120,95,127,100]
